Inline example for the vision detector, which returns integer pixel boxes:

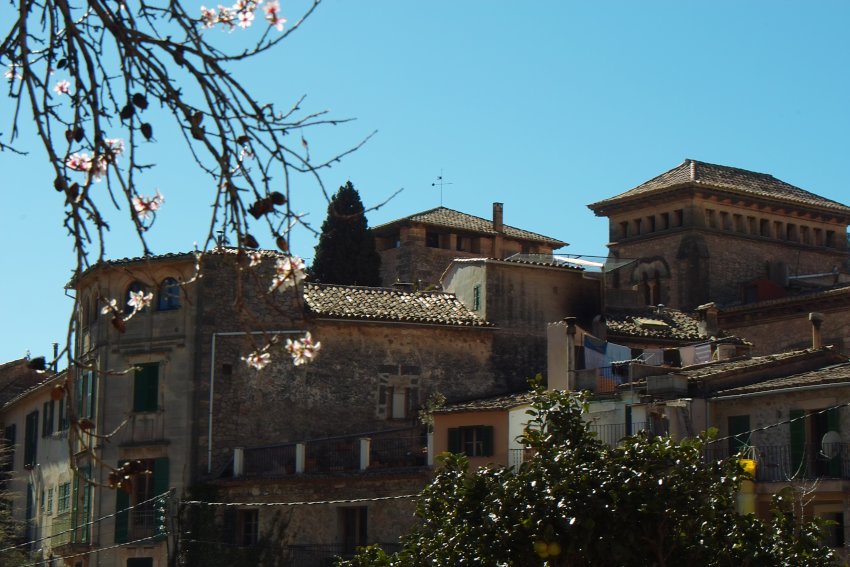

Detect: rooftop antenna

[431,169,453,207]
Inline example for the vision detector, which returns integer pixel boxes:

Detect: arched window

[125,281,149,314]
[157,278,181,311]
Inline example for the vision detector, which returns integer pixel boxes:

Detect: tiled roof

[677,348,822,380]
[2,371,64,410]
[435,391,536,413]
[714,361,850,397]
[588,159,850,215]
[605,307,714,342]
[605,307,750,344]
[720,283,850,313]
[303,283,493,327]
[372,207,566,247]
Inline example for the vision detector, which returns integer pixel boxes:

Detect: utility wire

[19,534,162,567]
[181,493,418,507]
[0,490,171,553]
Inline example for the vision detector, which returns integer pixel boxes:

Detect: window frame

[447,425,494,457]
[133,363,159,413]
[157,277,181,311]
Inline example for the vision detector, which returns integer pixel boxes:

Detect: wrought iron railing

[51,513,71,547]
[242,427,427,477]
[703,443,850,482]
[588,421,669,447]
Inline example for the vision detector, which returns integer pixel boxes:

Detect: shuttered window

[133,364,159,413]
[448,426,494,457]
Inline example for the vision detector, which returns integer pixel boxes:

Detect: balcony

[240,428,427,478]
[123,411,166,445]
[704,443,850,482]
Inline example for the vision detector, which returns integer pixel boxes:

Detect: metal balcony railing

[703,443,850,482]
[51,513,72,547]
[241,427,427,477]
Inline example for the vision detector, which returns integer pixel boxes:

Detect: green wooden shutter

[481,426,494,457]
[24,411,38,467]
[114,481,130,543]
[790,409,806,478]
[87,372,96,419]
[448,428,460,453]
[133,364,159,412]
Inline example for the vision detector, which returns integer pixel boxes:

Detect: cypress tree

[312,181,381,286]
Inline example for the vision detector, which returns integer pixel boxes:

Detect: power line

[0,490,171,553]
[19,534,162,567]
[181,493,418,507]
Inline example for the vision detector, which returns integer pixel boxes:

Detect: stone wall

[610,228,847,310]
[720,308,850,355]
[198,319,496,476]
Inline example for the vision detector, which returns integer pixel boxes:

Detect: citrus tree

[344,387,833,566]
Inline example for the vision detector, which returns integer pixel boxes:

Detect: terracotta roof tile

[372,207,566,247]
[589,159,850,215]
[678,348,822,380]
[435,391,536,413]
[606,306,750,344]
[714,361,850,396]
[303,283,493,327]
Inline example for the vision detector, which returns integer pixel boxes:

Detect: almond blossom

[101,298,119,315]
[285,332,321,366]
[248,251,263,267]
[269,255,306,293]
[237,9,255,28]
[104,138,125,157]
[264,1,286,30]
[66,152,92,172]
[53,80,71,95]
[243,350,271,370]
[127,290,153,311]
[200,6,218,27]
[132,191,165,220]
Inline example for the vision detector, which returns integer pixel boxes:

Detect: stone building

[3,247,510,566]
[588,159,850,312]
[372,203,566,287]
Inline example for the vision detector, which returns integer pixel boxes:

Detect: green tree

[312,182,381,286]
[343,386,833,567]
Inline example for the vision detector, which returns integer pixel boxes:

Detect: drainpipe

[208,330,302,474]
[809,312,824,349]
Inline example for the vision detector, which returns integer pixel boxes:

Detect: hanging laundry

[694,343,712,364]
[642,348,664,366]
[679,345,697,367]
[583,335,607,370]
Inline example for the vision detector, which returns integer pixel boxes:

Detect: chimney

[696,302,718,337]
[547,317,576,391]
[493,202,504,233]
[809,312,825,349]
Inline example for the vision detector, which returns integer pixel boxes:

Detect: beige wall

[432,410,511,468]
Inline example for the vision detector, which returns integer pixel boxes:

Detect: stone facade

[590,160,850,312]
[372,204,566,287]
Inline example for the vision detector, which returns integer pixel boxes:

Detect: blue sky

[2,1,849,363]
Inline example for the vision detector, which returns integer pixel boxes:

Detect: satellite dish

[821,430,841,459]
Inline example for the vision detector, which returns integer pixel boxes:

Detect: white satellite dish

[821,430,841,459]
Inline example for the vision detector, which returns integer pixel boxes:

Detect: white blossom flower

[89,155,108,182]
[200,6,218,27]
[285,332,321,366]
[269,255,306,293]
[237,9,255,28]
[53,80,71,95]
[264,1,286,30]
[66,152,92,172]
[243,350,271,370]
[104,138,125,157]
[127,290,153,311]
[101,298,119,315]
[132,190,165,220]
[248,251,263,267]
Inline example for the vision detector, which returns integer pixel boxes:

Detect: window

[127,559,154,567]
[734,214,744,233]
[115,458,168,543]
[619,221,629,239]
[472,284,481,311]
[673,209,684,227]
[646,216,656,233]
[339,507,367,554]
[124,281,149,314]
[57,482,71,513]
[705,209,717,228]
[425,231,440,248]
[40,489,45,514]
[77,371,96,420]
[42,400,55,437]
[728,415,750,455]
[659,212,670,230]
[24,410,38,468]
[46,488,53,515]
[747,216,757,234]
[237,509,259,547]
[760,218,770,237]
[387,387,409,420]
[720,211,731,231]
[133,363,159,413]
[58,394,69,431]
[448,425,494,457]
[157,277,181,311]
